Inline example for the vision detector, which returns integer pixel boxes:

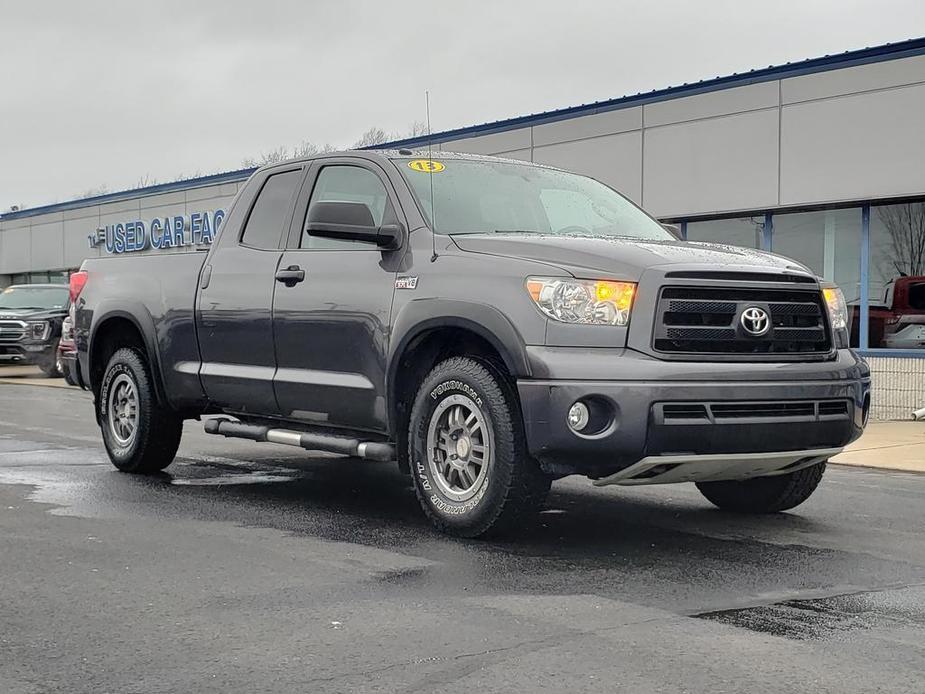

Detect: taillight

[69,270,88,303]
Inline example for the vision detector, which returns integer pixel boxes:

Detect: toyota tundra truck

[72,151,871,537]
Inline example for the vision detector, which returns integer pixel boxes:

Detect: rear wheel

[98,347,182,473]
[408,356,550,538]
[696,462,826,513]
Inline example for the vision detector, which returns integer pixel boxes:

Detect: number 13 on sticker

[408,159,445,173]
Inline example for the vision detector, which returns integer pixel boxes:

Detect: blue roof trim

[5,37,924,221]
[372,36,925,150]
[1,167,256,221]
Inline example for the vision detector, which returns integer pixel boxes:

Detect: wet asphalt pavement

[1,383,924,693]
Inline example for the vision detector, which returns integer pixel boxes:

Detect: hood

[450,233,813,280]
[0,307,67,321]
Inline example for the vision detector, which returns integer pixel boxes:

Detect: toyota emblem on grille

[740,306,770,336]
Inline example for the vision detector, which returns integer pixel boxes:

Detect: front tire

[408,356,550,538]
[98,347,182,473]
[38,342,62,378]
[696,462,826,513]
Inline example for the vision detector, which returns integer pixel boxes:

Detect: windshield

[396,157,672,240]
[0,286,69,311]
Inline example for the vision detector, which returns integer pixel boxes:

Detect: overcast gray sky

[2,0,924,211]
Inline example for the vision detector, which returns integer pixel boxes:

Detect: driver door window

[301,165,395,249]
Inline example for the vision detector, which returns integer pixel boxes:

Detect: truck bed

[77,251,209,408]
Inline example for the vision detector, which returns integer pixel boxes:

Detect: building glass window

[772,209,861,303]
[868,201,925,350]
[685,217,763,248]
[7,270,74,286]
[771,208,862,347]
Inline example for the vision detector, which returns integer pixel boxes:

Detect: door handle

[275,265,305,287]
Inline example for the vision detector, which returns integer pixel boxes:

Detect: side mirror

[662,223,683,240]
[305,201,404,250]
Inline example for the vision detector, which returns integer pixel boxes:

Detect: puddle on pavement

[167,458,302,486]
[696,585,925,639]
[171,472,296,486]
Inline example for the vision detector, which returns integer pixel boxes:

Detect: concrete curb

[0,378,75,390]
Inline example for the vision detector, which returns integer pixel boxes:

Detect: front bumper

[517,347,870,480]
[0,342,56,365]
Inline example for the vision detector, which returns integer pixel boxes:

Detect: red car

[850,276,925,348]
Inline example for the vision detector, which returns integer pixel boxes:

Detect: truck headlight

[822,285,848,331]
[526,278,636,326]
[28,321,50,341]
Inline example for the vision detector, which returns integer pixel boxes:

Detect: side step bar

[203,418,395,462]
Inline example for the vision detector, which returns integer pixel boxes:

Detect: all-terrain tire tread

[101,348,182,473]
[408,356,550,538]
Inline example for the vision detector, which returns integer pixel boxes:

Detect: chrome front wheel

[408,357,551,537]
[426,393,493,502]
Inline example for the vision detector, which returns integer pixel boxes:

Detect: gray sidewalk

[833,421,925,473]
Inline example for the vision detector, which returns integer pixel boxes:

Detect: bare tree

[404,121,429,139]
[877,203,925,278]
[74,184,110,199]
[242,122,428,167]
[242,140,337,167]
[133,174,158,188]
[241,146,291,167]
[352,127,390,148]
[354,122,429,147]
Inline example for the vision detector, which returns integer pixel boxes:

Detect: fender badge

[395,276,418,290]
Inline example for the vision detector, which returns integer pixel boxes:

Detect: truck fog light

[567,401,590,431]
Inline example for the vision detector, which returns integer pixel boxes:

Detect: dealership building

[2,38,924,418]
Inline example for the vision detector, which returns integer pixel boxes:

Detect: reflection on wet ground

[698,585,925,639]
[3,440,925,619]
[3,416,925,692]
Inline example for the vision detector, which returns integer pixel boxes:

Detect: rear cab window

[240,170,303,249]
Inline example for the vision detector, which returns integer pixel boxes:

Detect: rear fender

[88,301,168,408]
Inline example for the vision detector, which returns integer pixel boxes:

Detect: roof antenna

[426,90,438,262]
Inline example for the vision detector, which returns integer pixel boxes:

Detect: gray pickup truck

[73,151,870,537]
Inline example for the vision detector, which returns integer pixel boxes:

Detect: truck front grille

[653,286,831,355]
[0,321,26,343]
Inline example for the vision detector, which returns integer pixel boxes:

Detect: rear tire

[408,356,550,538]
[696,462,826,513]
[98,347,182,473]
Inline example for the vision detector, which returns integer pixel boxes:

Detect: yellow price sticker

[408,159,445,173]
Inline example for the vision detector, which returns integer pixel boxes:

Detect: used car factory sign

[87,209,225,254]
